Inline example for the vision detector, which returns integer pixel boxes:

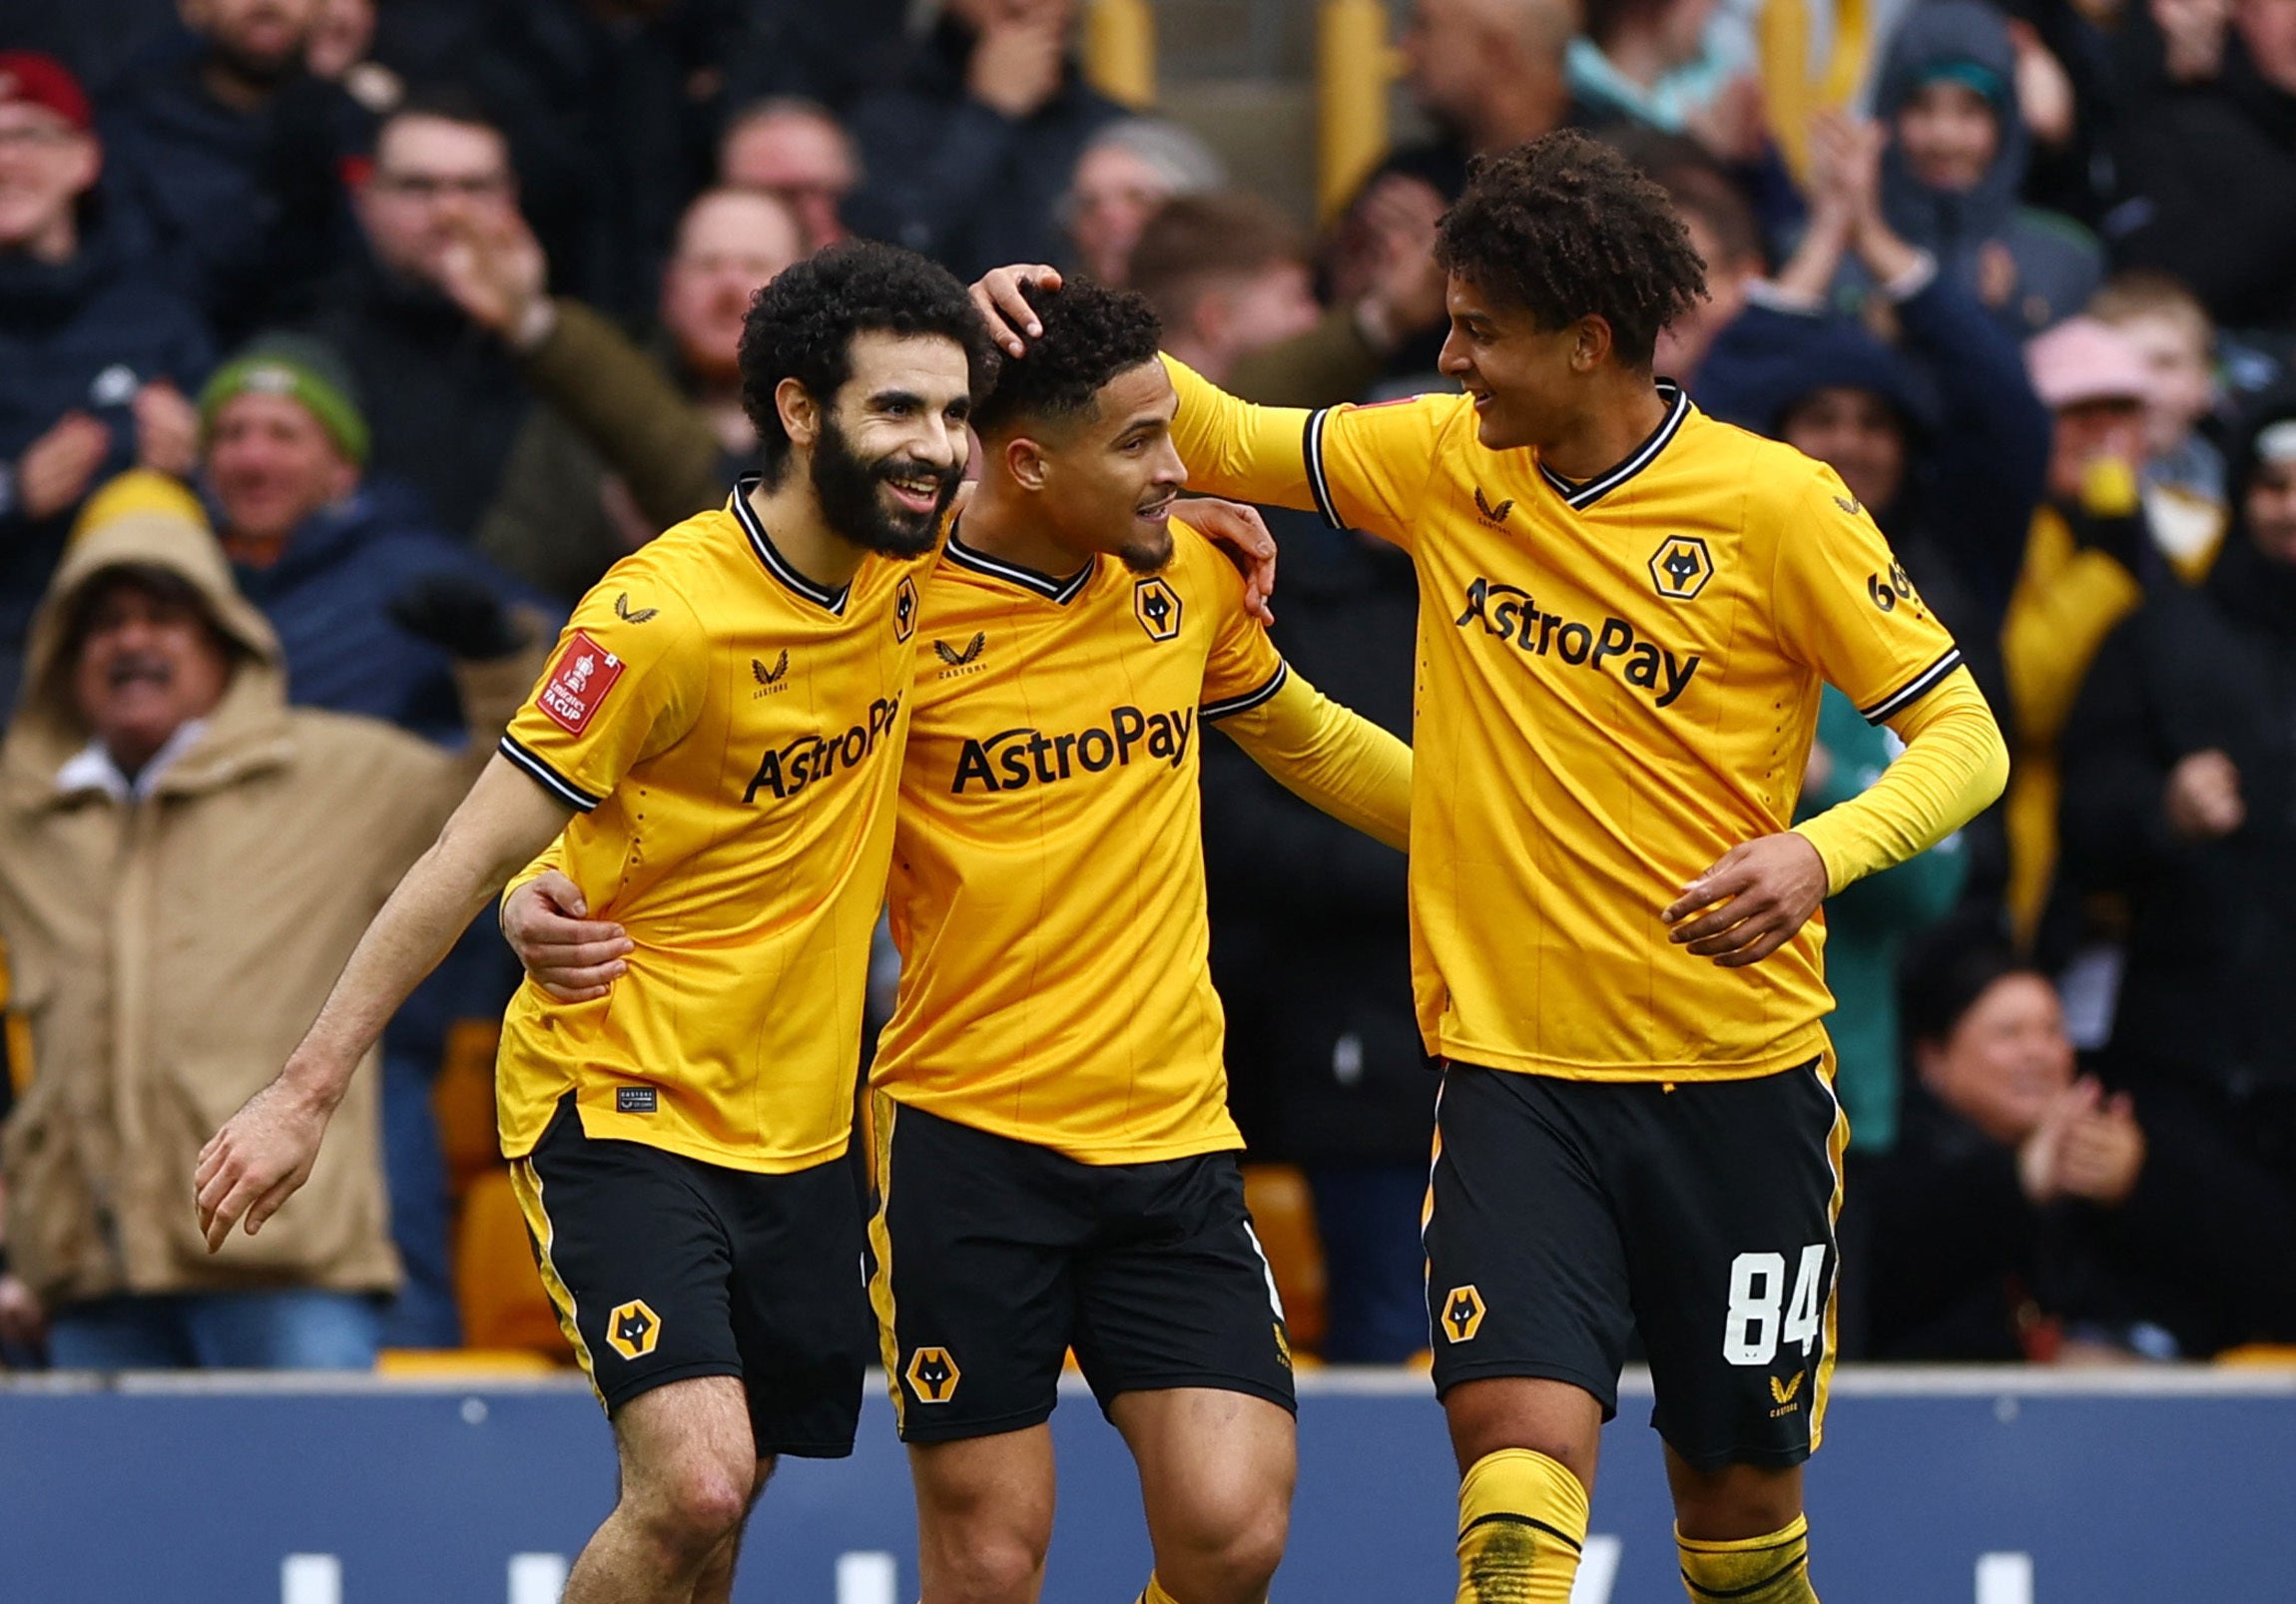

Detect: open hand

[131,380,201,478]
[972,264,1064,358]
[194,1075,336,1252]
[1662,832,1829,967]
[435,211,549,343]
[1173,496,1276,625]
[503,868,631,1003]
[17,411,111,520]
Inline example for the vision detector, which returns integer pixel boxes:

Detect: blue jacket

[1872,0,2101,336]
[0,209,214,719]
[99,29,365,343]
[844,20,1124,280]
[226,481,558,747]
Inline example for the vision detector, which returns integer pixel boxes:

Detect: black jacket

[843,20,1122,281]
[1202,522,1432,1165]
[2109,38,2296,330]
[304,258,531,541]
[2058,500,2296,1095]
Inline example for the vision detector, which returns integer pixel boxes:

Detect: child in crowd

[2088,269,2226,580]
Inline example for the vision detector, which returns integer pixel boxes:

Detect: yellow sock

[1454,1448,1589,1603]
[1677,1514,1817,1602]
[1135,1576,1180,1604]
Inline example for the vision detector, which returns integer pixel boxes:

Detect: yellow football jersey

[1165,358,1967,1081]
[870,520,1287,1163]
[495,482,927,1170]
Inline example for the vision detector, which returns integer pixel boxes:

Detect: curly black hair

[739,240,998,480]
[967,277,1164,437]
[1434,130,1708,371]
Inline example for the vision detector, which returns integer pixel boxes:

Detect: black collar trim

[730,473,852,614]
[1536,381,1690,511]
[944,526,1093,604]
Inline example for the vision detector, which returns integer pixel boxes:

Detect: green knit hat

[198,331,370,466]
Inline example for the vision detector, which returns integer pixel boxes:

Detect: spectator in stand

[311,90,532,540]
[197,332,544,742]
[719,97,859,254]
[2000,317,2183,949]
[2088,268,2230,575]
[1126,194,1322,388]
[1873,0,2102,335]
[479,188,806,603]
[844,0,1123,279]
[1566,0,1765,163]
[2056,388,2296,1353]
[0,476,530,1367]
[1631,135,1769,388]
[1062,117,1225,285]
[2109,0,2296,331]
[0,53,213,721]
[305,0,403,119]
[100,0,367,344]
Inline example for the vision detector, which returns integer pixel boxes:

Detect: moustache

[106,654,174,690]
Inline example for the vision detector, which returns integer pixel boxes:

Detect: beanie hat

[198,333,371,466]
[0,52,92,134]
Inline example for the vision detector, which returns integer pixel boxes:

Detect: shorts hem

[598,1358,747,1416]
[1655,1432,1816,1474]
[761,1437,859,1460]
[1432,1358,1619,1421]
[894,1400,1059,1445]
[1089,1371,1300,1418]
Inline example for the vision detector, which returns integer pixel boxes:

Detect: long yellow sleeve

[1792,668,2008,893]
[1213,666,1412,850]
[1161,354,1324,512]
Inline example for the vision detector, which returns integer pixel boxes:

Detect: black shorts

[1424,1058,1846,1472]
[863,1096,1297,1444]
[512,1094,872,1457]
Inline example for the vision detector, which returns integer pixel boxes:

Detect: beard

[809,413,960,559]
[1116,524,1173,574]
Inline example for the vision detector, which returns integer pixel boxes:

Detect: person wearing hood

[2109,0,2296,331]
[842,0,1124,280]
[0,473,530,1368]
[0,51,214,723]
[1872,0,2103,336]
[2047,389,2296,1351]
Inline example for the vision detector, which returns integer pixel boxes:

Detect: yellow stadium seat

[453,1167,573,1361]
[2216,1345,2296,1368]
[376,1347,564,1377]
[1242,1163,1329,1356]
[433,1017,503,1202]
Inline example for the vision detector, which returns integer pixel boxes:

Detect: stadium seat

[453,1167,572,1359]
[375,1347,563,1377]
[433,1017,504,1199]
[1241,1163,1328,1355]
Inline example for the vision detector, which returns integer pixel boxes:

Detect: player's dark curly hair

[967,277,1164,437]
[1434,130,1708,371]
[739,240,998,480]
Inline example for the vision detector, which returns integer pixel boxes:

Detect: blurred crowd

[0,0,2288,1373]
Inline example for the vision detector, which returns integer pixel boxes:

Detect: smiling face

[205,391,359,552]
[1918,972,2074,1146]
[70,572,235,776]
[0,99,98,257]
[1000,358,1186,572]
[1437,274,1588,452]
[1895,78,2000,193]
[791,330,974,557]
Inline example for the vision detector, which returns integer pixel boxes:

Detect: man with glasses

[309,88,534,540]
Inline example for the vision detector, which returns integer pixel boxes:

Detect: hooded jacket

[2059,393,2296,1093]
[0,505,515,1308]
[1875,0,2102,336]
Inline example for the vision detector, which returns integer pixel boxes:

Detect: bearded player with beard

[195,243,995,1604]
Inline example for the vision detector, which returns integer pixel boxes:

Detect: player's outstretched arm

[971,266,1330,519]
[1215,669,1412,851]
[194,758,577,1250]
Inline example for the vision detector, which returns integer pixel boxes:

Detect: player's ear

[1004,433,1050,492]
[775,377,821,453]
[1572,314,1613,373]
